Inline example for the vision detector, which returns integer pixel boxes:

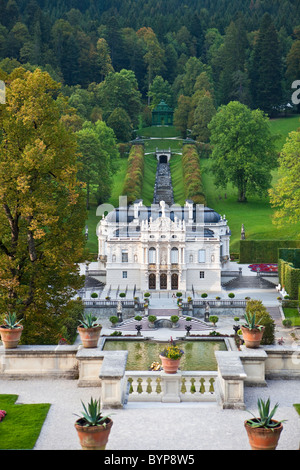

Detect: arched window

[149,247,156,264]
[171,247,179,264]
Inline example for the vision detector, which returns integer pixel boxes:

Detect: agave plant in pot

[159,338,184,374]
[241,312,264,348]
[75,397,113,450]
[244,398,285,450]
[77,313,102,348]
[0,313,23,349]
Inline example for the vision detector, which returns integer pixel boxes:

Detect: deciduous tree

[208,101,277,202]
[269,129,300,227]
[0,68,86,343]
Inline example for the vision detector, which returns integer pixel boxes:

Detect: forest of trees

[1,0,300,204]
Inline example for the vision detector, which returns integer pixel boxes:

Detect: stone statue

[241,224,245,240]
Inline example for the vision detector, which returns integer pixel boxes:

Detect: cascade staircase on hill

[153,161,174,207]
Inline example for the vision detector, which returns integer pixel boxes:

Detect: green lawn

[0,395,50,450]
[200,158,300,252]
[269,114,300,151]
[140,125,181,138]
[169,154,185,205]
[283,308,300,327]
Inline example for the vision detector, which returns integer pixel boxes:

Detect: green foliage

[109,316,119,324]
[170,315,179,323]
[78,313,101,329]
[0,395,50,450]
[134,315,142,321]
[75,397,110,427]
[269,130,300,227]
[246,398,285,429]
[182,144,206,204]
[160,340,184,360]
[245,300,275,344]
[0,68,86,344]
[123,145,145,204]
[240,240,300,264]
[148,315,157,323]
[278,249,300,300]
[209,101,278,203]
[209,315,219,325]
[243,312,261,330]
[1,312,22,329]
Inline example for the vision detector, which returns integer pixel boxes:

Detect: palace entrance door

[160,273,167,289]
[171,273,178,290]
[149,273,156,290]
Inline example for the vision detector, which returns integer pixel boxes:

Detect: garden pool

[102,338,227,371]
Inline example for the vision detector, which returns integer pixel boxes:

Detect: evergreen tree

[249,13,283,116]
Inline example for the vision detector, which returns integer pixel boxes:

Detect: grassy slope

[201,115,300,252]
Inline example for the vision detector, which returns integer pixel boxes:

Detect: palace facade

[97,199,231,294]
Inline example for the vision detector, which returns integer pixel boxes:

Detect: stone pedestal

[161,371,182,403]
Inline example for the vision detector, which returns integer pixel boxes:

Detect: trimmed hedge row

[182,144,206,205]
[239,240,300,264]
[122,145,145,204]
[278,249,300,300]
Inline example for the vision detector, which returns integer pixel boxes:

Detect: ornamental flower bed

[248,264,278,273]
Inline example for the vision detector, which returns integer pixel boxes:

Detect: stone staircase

[223,275,277,290]
[153,162,174,206]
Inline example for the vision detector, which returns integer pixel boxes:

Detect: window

[171,247,179,264]
[122,271,127,279]
[198,249,206,263]
[149,247,156,264]
[199,271,205,278]
[122,250,128,263]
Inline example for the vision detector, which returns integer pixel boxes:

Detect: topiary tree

[245,300,275,345]
[209,315,219,326]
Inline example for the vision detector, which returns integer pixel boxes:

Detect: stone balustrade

[125,370,218,403]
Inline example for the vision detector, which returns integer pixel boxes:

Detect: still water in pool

[103,340,226,371]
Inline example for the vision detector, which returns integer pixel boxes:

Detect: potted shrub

[119,292,126,298]
[91,293,98,298]
[109,316,119,326]
[148,315,157,328]
[159,339,184,374]
[209,315,219,327]
[201,293,208,298]
[134,315,142,323]
[170,315,179,328]
[77,313,102,348]
[241,312,265,348]
[244,398,285,450]
[74,397,113,450]
[0,313,23,349]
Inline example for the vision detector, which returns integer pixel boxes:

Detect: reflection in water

[103,340,226,371]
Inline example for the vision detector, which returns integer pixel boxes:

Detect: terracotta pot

[75,418,113,450]
[0,325,23,349]
[159,355,181,374]
[241,326,265,348]
[244,420,283,450]
[77,326,102,348]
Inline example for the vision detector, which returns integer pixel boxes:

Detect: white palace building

[96,199,231,295]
